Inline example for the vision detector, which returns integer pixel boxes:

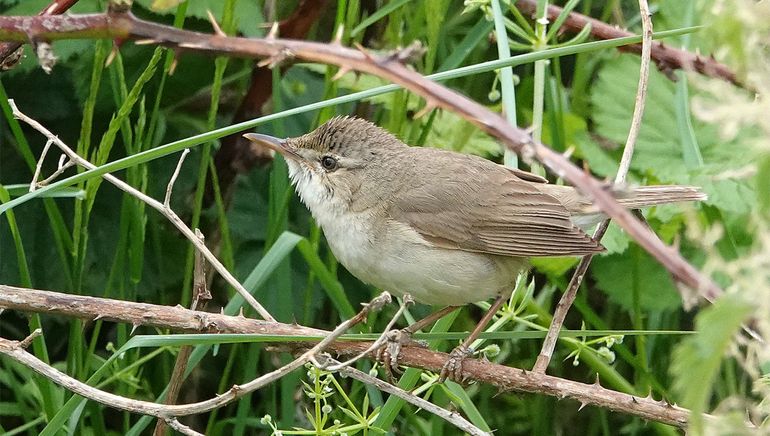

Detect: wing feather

[390,150,603,257]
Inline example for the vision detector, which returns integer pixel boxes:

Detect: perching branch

[0,290,392,423]
[0,10,723,302]
[0,284,695,428]
[533,0,654,374]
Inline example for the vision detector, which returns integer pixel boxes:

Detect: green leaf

[670,296,752,431]
[424,110,502,157]
[591,247,682,312]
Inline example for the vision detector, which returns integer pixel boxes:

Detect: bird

[244,116,705,380]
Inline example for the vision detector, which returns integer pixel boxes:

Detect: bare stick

[0,284,698,428]
[0,292,391,422]
[30,139,54,191]
[320,356,489,436]
[9,100,276,322]
[36,158,76,187]
[533,0,653,374]
[153,228,209,436]
[164,148,190,209]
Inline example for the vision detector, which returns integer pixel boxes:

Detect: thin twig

[164,148,190,209]
[30,139,54,191]
[153,228,209,436]
[36,159,76,188]
[9,100,276,322]
[0,292,391,422]
[533,0,654,374]
[321,356,489,436]
[0,284,697,428]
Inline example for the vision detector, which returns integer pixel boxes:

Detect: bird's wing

[390,158,604,257]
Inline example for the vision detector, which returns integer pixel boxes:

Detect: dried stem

[0,284,695,428]
[0,11,723,301]
[0,290,391,423]
[9,99,276,322]
[533,0,654,374]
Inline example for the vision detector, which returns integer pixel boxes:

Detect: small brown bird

[245,116,705,379]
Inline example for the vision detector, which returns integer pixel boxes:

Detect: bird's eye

[320,156,338,171]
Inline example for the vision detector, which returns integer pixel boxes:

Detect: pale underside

[284,148,601,305]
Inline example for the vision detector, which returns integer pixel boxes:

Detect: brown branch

[533,0,654,374]
[0,288,392,424]
[514,0,743,87]
[0,11,723,302]
[0,0,80,70]
[0,284,693,428]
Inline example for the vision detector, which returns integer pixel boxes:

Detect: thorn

[238,307,245,318]
[105,44,119,67]
[267,21,280,40]
[353,42,375,62]
[93,314,104,321]
[130,323,140,335]
[578,401,588,411]
[169,52,179,75]
[331,66,352,81]
[134,39,159,45]
[413,102,437,119]
[332,24,345,45]
[593,374,601,386]
[206,10,226,37]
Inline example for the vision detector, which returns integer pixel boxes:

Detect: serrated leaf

[599,221,630,255]
[424,110,502,157]
[591,247,682,312]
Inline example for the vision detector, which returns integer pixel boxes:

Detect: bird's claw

[375,329,427,381]
[439,345,473,384]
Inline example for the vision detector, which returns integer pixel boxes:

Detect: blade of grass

[490,0,519,168]
[350,0,411,37]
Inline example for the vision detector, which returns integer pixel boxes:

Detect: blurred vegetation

[0,0,768,435]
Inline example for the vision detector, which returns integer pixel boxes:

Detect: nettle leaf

[599,221,630,255]
[591,246,682,312]
[424,110,502,157]
[589,53,757,215]
[670,295,753,431]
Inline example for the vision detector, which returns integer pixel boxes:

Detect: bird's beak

[243,133,305,162]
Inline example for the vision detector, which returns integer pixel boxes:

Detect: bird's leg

[377,305,461,378]
[440,294,508,383]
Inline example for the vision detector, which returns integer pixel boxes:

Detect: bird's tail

[614,185,707,209]
[541,184,707,230]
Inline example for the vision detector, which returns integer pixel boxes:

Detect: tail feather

[557,184,707,230]
[615,185,707,209]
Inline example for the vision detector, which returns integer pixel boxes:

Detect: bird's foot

[375,329,427,381]
[439,345,474,384]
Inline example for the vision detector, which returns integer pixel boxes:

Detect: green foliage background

[0,0,768,435]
